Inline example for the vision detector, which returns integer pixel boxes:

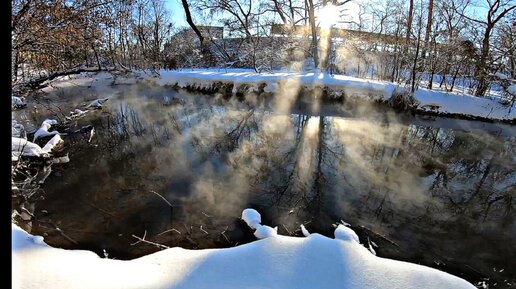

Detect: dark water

[13,82,516,288]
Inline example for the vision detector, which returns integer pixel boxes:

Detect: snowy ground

[415,88,514,121]
[149,69,515,121]
[12,209,475,289]
[152,69,397,101]
[37,69,515,121]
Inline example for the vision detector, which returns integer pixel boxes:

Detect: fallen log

[25,67,102,89]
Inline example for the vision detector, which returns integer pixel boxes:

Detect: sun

[318,4,340,29]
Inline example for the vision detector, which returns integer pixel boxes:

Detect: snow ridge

[12,208,477,289]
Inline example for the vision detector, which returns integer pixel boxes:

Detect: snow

[51,154,70,164]
[86,98,109,108]
[12,137,49,158]
[33,119,59,142]
[241,208,262,229]
[492,72,509,80]
[300,224,310,237]
[40,72,114,92]
[12,208,476,289]
[242,208,278,239]
[367,238,377,256]
[415,88,515,120]
[41,134,63,152]
[147,69,514,121]
[253,224,279,239]
[12,120,26,139]
[12,135,63,158]
[71,109,88,116]
[151,69,398,101]
[508,84,516,96]
[334,224,360,243]
[340,220,352,227]
[12,96,26,108]
[34,68,515,121]
[12,120,63,158]
[66,108,89,121]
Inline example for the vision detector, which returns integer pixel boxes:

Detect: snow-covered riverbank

[12,209,475,289]
[150,69,514,122]
[35,68,515,122]
[153,69,398,101]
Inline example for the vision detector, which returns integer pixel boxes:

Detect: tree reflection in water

[14,85,515,287]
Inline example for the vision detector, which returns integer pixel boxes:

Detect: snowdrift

[12,209,475,289]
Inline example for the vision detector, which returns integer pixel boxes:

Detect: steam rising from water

[22,82,515,285]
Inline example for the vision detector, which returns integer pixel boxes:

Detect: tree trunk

[439,63,449,89]
[153,18,161,64]
[180,0,204,47]
[450,64,461,92]
[288,0,295,23]
[475,25,493,96]
[405,0,414,53]
[272,0,288,24]
[307,0,318,68]
[428,66,436,89]
[411,19,422,92]
[24,67,103,90]
[428,40,437,89]
[92,44,102,70]
[422,0,433,59]
[304,0,308,25]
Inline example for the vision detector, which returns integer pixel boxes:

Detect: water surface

[13,82,516,288]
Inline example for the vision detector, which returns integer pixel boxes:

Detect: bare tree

[422,0,434,59]
[307,0,318,67]
[456,0,516,96]
[406,0,414,42]
[180,0,205,47]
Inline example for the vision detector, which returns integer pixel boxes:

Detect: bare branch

[131,231,170,250]
[149,190,172,207]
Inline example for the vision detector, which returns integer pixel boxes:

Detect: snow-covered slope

[152,69,398,101]
[148,69,514,121]
[13,209,475,289]
[38,68,514,121]
[415,88,514,121]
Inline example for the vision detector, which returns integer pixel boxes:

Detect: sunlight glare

[319,4,340,29]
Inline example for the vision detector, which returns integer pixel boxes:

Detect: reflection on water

[13,83,515,288]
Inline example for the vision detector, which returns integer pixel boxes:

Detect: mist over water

[13,82,515,287]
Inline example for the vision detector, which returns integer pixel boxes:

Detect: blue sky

[163,0,360,30]
[164,0,495,31]
[165,0,188,29]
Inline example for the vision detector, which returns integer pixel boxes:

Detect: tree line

[11,0,516,98]
[12,0,171,81]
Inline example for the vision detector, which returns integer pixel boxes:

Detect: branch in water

[150,190,172,207]
[131,230,170,250]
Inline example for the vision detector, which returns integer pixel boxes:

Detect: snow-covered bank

[152,69,398,101]
[35,68,515,121]
[147,69,515,121]
[13,209,475,289]
[415,88,514,121]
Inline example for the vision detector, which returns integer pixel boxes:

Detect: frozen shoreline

[36,68,515,122]
[12,208,476,289]
[148,69,515,122]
